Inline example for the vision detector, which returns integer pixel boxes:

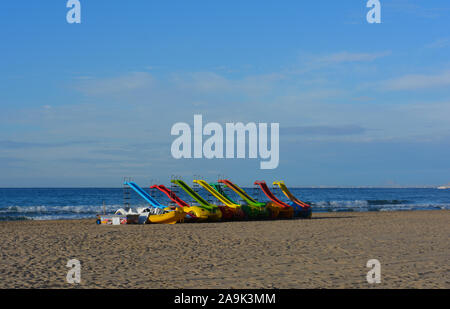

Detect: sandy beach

[0,210,448,289]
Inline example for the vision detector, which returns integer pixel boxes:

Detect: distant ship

[437,185,450,189]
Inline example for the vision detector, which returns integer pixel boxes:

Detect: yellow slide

[193,179,240,209]
[273,181,310,208]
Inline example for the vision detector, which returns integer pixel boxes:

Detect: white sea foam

[0,200,449,220]
[311,200,450,212]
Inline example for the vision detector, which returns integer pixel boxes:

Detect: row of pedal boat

[112,179,312,224]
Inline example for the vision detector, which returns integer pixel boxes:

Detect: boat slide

[272,181,310,209]
[151,184,211,221]
[254,181,295,218]
[193,180,240,208]
[150,184,190,207]
[171,179,222,221]
[254,181,292,209]
[123,181,185,224]
[125,181,166,209]
[116,180,311,224]
[171,180,215,209]
[210,183,239,205]
[218,179,265,207]
[218,179,277,218]
[194,180,245,220]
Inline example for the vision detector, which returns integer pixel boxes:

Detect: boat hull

[182,206,212,222]
[218,206,245,221]
[241,204,271,219]
[289,202,313,218]
[147,208,186,224]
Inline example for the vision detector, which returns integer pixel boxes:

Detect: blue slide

[125,181,166,209]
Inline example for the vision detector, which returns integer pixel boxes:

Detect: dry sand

[0,210,448,289]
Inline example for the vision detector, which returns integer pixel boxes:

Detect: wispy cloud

[425,38,450,49]
[289,51,391,75]
[75,72,155,96]
[72,51,389,101]
[384,0,449,19]
[282,125,367,136]
[317,51,391,64]
[382,70,450,91]
[0,140,96,149]
[171,71,286,96]
[0,157,27,163]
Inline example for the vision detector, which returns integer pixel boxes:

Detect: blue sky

[0,0,449,187]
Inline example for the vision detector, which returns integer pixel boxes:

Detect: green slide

[218,179,270,219]
[210,182,239,205]
[218,179,266,207]
[170,179,219,213]
[194,180,240,208]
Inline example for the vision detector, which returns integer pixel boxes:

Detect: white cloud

[425,38,450,49]
[317,51,391,64]
[383,70,450,90]
[287,51,391,75]
[4,63,450,186]
[172,72,231,92]
[171,71,286,97]
[76,72,155,96]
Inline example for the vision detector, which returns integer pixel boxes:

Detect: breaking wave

[0,201,448,221]
[1,187,449,221]
[0,204,134,221]
[311,200,449,212]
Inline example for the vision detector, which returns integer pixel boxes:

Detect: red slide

[254,181,292,209]
[150,184,190,207]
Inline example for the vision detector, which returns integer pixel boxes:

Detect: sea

[0,187,449,221]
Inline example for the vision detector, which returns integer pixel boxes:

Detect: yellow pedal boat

[147,208,186,224]
[180,206,212,222]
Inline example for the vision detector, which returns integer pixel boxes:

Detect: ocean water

[0,187,449,221]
